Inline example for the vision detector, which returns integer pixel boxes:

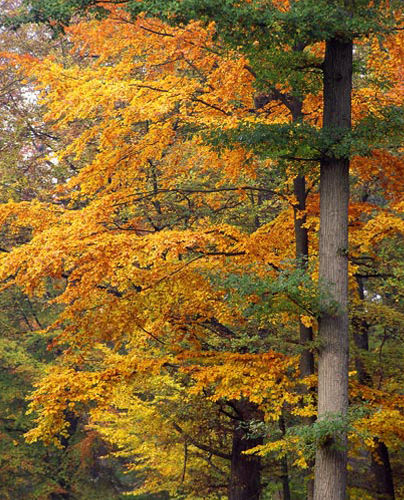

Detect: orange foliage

[0,4,402,477]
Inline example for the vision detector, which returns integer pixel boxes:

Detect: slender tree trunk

[354,278,395,500]
[279,415,291,500]
[296,176,315,499]
[228,401,262,500]
[293,173,315,380]
[294,175,314,500]
[291,107,314,500]
[280,457,291,500]
[314,38,352,500]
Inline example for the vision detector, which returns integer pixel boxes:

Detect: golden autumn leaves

[0,3,403,497]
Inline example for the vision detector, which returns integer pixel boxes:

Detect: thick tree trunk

[228,401,262,500]
[50,493,71,500]
[371,439,395,500]
[314,38,352,500]
[354,279,395,500]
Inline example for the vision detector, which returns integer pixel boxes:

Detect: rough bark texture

[293,173,315,379]
[228,401,262,500]
[280,457,291,500]
[292,107,314,500]
[371,439,395,500]
[354,279,395,499]
[314,38,352,500]
[279,416,291,500]
[289,100,315,381]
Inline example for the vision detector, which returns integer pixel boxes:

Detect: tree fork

[314,38,352,500]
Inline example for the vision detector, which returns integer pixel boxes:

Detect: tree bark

[279,415,291,500]
[371,439,395,500]
[50,493,71,500]
[291,106,314,500]
[314,38,352,500]
[287,99,315,384]
[228,401,262,500]
[293,173,315,380]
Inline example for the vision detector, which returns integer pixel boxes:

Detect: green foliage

[124,0,402,44]
[288,407,372,460]
[352,106,404,154]
[294,412,349,455]
[6,0,402,51]
[210,263,324,319]
[2,0,109,33]
[206,104,404,165]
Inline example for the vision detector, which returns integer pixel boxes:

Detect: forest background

[0,0,403,499]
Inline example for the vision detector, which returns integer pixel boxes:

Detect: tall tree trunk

[279,415,291,500]
[291,105,314,500]
[228,401,262,500]
[293,173,315,380]
[291,99,315,381]
[314,38,352,500]
[354,278,395,500]
[295,176,315,498]
[280,456,291,500]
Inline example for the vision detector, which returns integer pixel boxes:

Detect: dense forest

[0,0,403,499]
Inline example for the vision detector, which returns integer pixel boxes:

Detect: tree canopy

[0,1,403,499]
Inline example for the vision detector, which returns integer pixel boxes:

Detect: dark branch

[172,422,231,460]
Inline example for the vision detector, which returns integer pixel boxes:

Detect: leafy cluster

[0,0,402,498]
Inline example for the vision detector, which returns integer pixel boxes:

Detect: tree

[0,9,143,499]
[1,10,314,497]
[1,2,403,499]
